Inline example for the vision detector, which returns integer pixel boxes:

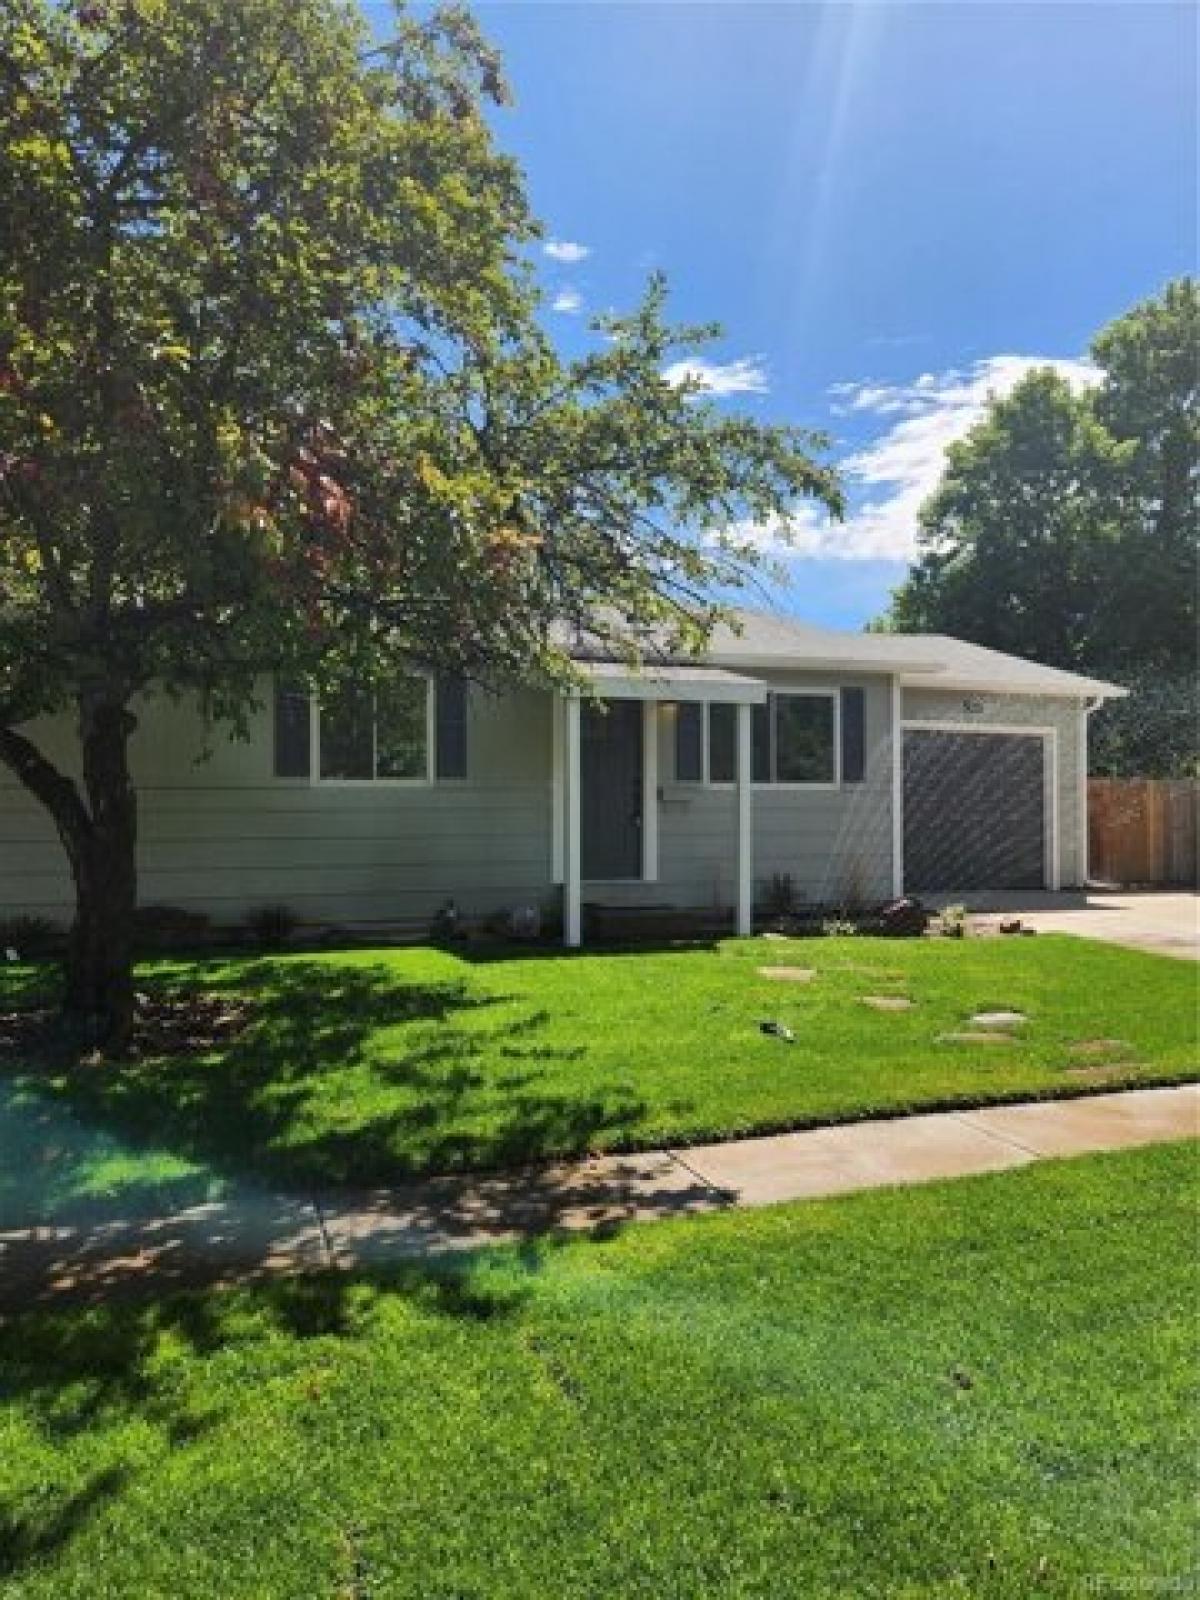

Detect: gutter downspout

[1079,695,1104,888]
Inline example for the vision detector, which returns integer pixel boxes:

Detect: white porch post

[890,675,904,898]
[735,700,753,937]
[642,701,659,882]
[563,694,582,947]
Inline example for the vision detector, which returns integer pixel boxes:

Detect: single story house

[0,610,1125,944]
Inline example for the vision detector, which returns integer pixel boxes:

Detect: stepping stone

[1069,1038,1132,1057]
[970,1010,1027,1028]
[758,966,816,982]
[861,995,914,1011]
[937,1031,1014,1046]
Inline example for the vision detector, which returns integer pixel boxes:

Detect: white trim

[900,719,1060,891]
[890,676,903,897]
[577,662,768,704]
[310,676,434,787]
[642,701,659,883]
[735,702,753,936]
[1078,696,1102,886]
[766,686,841,790]
[898,674,1127,700]
[688,686,842,790]
[550,698,564,885]
[563,695,581,947]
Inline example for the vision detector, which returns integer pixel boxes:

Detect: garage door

[903,728,1047,891]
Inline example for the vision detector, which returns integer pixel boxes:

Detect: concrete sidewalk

[2,1084,1196,1309]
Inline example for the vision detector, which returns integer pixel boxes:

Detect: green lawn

[1,935,1196,1219]
[1,1142,1196,1597]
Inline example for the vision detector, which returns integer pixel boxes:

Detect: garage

[903,726,1051,891]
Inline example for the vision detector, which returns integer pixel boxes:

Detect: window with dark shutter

[435,677,468,780]
[841,687,866,783]
[675,702,703,781]
[752,698,772,783]
[708,703,736,783]
[274,680,311,778]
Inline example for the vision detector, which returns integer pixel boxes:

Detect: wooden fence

[1088,779,1199,887]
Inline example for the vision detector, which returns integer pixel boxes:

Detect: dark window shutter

[752,697,772,783]
[675,702,703,781]
[708,703,736,783]
[841,687,865,783]
[435,677,468,780]
[274,680,311,778]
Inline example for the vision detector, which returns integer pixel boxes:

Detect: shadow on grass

[0,955,650,1196]
[0,1247,560,1582]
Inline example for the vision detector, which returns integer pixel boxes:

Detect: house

[0,610,1125,943]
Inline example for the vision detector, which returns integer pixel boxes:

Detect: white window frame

[675,689,841,790]
[310,676,435,787]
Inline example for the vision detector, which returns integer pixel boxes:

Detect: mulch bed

[0,992,253,1061]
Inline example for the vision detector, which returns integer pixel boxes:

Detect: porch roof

[578,661,768,704]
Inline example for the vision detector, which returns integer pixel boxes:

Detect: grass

[0,1141,1196,1597]
[1,934,1196,1218]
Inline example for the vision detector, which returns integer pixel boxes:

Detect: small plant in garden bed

[934,903,969,939]
[244,905,299,950]
[133,904,214,953]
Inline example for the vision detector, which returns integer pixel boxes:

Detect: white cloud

[551,288,583,314]
[544,239,590,263]
[662,355,770,397]
[728,353,1101,562]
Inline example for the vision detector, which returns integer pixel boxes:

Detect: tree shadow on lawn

[1,956,651,1196]
[0,1243,566,1583]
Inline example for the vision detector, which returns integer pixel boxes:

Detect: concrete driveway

[936,890,1199,961]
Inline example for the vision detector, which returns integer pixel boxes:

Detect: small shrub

[821,915,858,938]
[877,897,930,938]
[935,903,969,939]
[760,872,798,919]
[244,904,298,950]
[0,913,65,959]
[133,903,212,952]
[431,898,464,943]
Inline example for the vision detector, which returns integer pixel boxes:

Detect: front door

[581,701,643,879]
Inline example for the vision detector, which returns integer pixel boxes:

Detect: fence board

[1088,779,1199,886]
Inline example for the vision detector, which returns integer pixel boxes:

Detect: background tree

[0,0,840,1047]
[876,280,1198,772]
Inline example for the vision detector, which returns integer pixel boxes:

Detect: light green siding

[589,671,896,913]
[0,682,556,927]
[0,673,1091,930]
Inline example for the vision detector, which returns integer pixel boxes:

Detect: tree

[877,369,1131,669]
[0,0,840,1048]
[876,280,1198,765]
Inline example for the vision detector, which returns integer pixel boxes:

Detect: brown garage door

[904,729,1046,891]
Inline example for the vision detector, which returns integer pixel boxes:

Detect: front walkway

[2,1084,1196,1309]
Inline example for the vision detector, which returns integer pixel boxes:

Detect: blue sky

[398,2,1197,629]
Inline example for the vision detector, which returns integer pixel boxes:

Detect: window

[708,703,736,783]
[672,702,736,783]
[774,693,836,784]
[273,675,442,782]
[319,679,430,781]
[675,691,840,786]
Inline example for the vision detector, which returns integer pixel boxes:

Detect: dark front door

[904,729,1046,891]
[581,701,643,879]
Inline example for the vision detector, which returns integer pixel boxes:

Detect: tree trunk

[63,697,139,1049]
[0,697,139,1051]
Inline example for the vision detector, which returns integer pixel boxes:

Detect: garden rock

[971,1010,1027,1028]
[758,966,816,983]
[861,995,914,1011]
